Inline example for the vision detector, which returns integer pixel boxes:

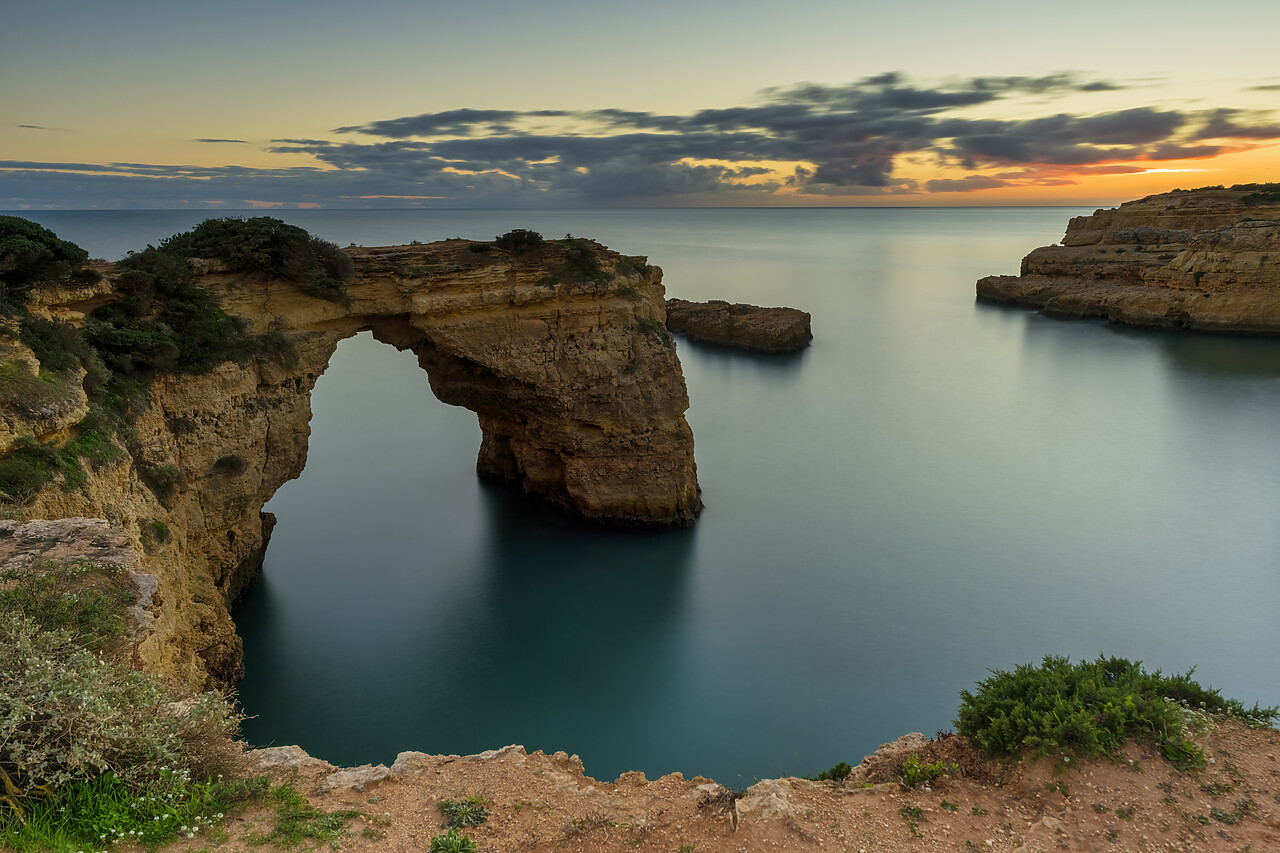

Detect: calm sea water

[23,208,1280,786]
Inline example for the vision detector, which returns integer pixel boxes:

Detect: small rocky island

[665,298,812,352]
[978,183,1280,332]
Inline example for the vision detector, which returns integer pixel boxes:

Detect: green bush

[91,246,251,375]
[140,517,171,552]
[494,228,543,253]
[0,217,93,301]
[159,217,353,304]
[0,440,54,503]
[430,828,479,853]
[805,761,852,782]
[955,655,1277,766]
[18,315,103,384]
[440,794,490,828]
[562,239,604,281]
[898,754,957,788]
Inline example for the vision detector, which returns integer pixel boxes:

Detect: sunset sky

[4,0,1278,209]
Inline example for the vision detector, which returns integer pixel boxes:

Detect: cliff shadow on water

[676,336,811,377]
[977,297,1280,380]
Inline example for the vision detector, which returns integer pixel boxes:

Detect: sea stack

[665,298,813,352]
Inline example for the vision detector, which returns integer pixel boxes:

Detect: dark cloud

[1192,108,1280,140]
[5,72,1278,207]
[194,138,249,144]
[333,109,575,138]
[18,124,47,130]
[926,175,1013,193]
[1247,84,1280,91]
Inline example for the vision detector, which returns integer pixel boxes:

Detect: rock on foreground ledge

[977,184,1280,333]
[665,298,812,352]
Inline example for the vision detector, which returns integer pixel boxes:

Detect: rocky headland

[665,298,812,352]
[977,183,1280,332]
[1,224,699,690]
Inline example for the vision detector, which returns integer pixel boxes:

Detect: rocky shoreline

[977,184,1280,333]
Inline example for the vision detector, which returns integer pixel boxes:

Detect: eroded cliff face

[977,185,1280,332]
[9,238,700,689]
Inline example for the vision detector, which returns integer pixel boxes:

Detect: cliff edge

[977,183,1280,332]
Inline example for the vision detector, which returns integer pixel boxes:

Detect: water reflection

[674,337,811,375]
[978,299,1280,379]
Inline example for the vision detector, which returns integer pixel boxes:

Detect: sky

[3,0,1279,209]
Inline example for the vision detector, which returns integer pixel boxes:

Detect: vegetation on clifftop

[0,216,100,306]
[159,216,354,304]
[955,655,1277,767]
[0,217,320,506]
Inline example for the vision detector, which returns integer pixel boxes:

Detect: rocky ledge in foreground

[978,183,1280,333]
[665,298,812,352]
[233,719,1280,853]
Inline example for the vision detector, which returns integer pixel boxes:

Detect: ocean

[20,207,1280,786]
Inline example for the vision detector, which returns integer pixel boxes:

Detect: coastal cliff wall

[5,236,700,689]
[977,184,1280,332]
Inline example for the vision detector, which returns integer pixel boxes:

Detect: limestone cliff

[977,184,1280,332]
[4,234,701,689]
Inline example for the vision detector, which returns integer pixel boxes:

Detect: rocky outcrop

[9,236,701,689]
[977,184,1280,332]
[665,298,812,352]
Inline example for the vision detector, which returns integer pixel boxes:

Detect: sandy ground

[142,718,1280,853]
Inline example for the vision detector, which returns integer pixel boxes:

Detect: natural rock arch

[26,237,700,688]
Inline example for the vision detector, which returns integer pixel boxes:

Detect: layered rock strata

[977,184,1280,332]
[9,238,700,688]
[665,298,812,352]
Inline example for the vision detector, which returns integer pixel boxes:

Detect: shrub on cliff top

[955,655,1277,767]
[494,228,544,254]
[0,216,96,302]
[90,245,296,376]
[160,217,353,304]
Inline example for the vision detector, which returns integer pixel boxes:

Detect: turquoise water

[25,208,1280,787]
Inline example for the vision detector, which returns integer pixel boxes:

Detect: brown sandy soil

[140,718,1280,853]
